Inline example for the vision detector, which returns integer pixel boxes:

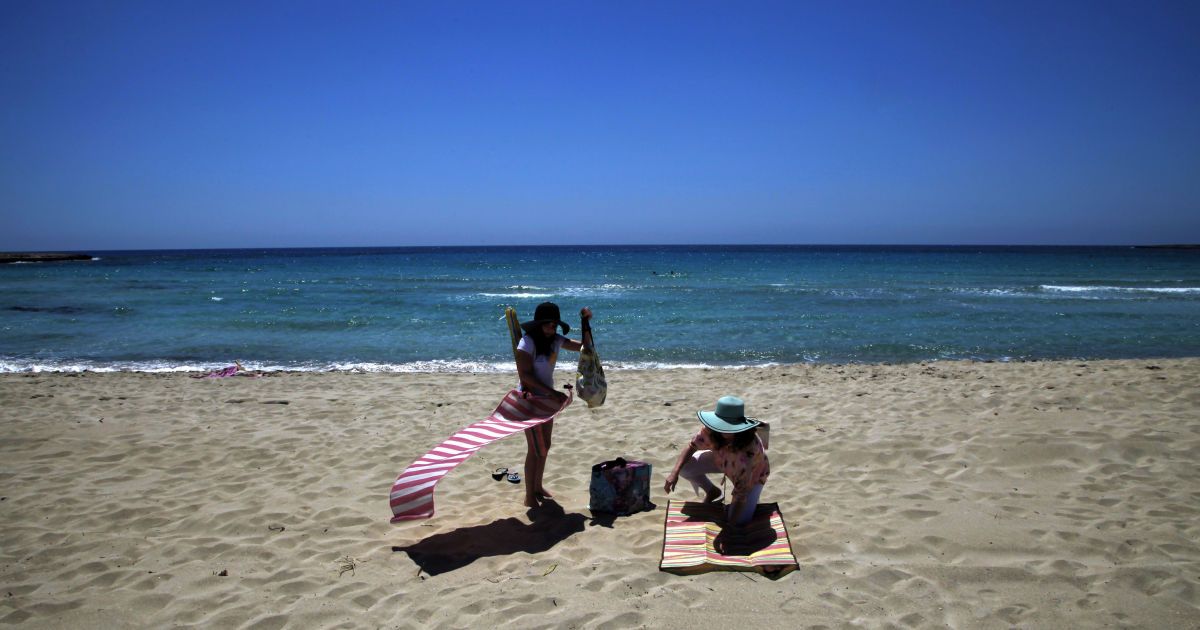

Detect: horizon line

[4,243,1200,255]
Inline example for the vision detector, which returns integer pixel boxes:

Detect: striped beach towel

[389,388,573,522]
[660,500,798,579]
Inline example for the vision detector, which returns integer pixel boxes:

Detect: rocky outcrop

[0,252,93,264]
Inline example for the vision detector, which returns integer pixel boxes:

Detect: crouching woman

[663,396,770,530]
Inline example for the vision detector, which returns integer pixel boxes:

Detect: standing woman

[516,301,593,507]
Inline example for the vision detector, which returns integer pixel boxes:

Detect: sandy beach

[1,359,1198,628]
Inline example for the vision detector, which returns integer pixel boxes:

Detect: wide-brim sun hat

[696,395,760,433]
[521,301,570,335]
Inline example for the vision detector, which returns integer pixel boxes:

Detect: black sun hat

[520,301,570,335]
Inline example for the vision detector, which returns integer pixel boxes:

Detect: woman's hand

[663,472,679,494]
[580,306,592,321]
[534,388,567,403]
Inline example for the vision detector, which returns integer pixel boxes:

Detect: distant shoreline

[0,252,93,264]
[3,356,1199,375]
[3,244,1199,255]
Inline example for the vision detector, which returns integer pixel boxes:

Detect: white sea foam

[603,360,781,370]
[210,296,223,301]
[603,360,719,370]
[1041,285,1097,293]
[0,360,215,373]
[0,358,786,374]
[949,285,1200,298]
[950,288,1028,298]
[319,360,514,373]
[560,284,631,296]
[475,283,632,300]
[1041,285,1200,294]
[477,293,553,299]
[0,359,516,374]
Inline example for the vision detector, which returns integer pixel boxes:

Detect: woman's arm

[559,307,593,353]
[663,442,697,493]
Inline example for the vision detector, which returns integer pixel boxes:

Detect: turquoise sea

[2,246,1198,372]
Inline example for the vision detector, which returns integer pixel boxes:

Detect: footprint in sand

[899,509,940,521]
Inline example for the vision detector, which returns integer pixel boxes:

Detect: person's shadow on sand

[392,500,586,575]
[712,523,777,556]
[679,502,778,556]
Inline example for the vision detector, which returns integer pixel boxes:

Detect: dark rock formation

[0,253,93,264]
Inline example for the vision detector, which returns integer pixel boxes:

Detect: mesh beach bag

[575,314,607,407]
[588,458,654,515]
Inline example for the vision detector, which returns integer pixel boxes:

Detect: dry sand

[1,359,1198,628]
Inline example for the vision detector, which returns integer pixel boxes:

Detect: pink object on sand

[192,365,240,378]
[389,388,572,522]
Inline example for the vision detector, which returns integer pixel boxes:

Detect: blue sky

[2,0,1198,249]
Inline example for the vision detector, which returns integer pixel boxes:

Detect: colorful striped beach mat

[389,388,572,522]
[660,500,798,579]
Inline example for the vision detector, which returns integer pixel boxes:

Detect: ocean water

[2,246,1198,372]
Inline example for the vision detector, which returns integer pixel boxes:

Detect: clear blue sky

[2,1,1198,250]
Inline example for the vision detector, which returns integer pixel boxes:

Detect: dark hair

[527,326,556,358]
[706,426,758,450]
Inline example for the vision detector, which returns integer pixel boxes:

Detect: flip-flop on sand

[491,467,508,481]
[506,472,521,484]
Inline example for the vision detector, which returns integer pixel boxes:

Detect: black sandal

[491,467,508,481]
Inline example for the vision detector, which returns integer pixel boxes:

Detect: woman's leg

[523,427,544,507]
[534,420,553,498]
[522,421,553,506]
[679,450,722,502]
[727,483,764,525]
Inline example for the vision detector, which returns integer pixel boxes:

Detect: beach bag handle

[598,457,627,471]
[581,310,595,351]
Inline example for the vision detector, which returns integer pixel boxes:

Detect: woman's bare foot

[703,488,722,503]
[535,487,554,500]
[524,492,542,508]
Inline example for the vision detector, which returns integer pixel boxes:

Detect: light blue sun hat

[696,396,760,434]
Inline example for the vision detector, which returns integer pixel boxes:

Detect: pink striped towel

[389,388,573,522]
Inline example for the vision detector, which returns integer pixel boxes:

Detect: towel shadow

[392,500,586,575]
